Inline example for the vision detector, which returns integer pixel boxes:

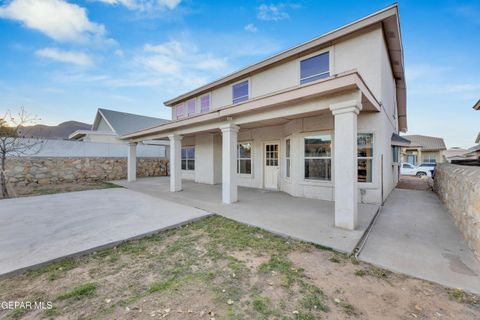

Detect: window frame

[181,146,195,171]
[357,132,374,184]
[303,133,333,182]
[237,141,253,176]
[232,79,249,104]
[199,93,211,113]
[299,48,332,85]
[285,138,291,179]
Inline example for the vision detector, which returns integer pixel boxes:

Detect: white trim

[237,141,253,176]
[302,131,334,183]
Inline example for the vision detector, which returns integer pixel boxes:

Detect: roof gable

[402,135,447,151]
[93,108,170,136]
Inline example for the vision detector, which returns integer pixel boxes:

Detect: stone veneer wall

[434,163,480,259]
[5,157,169,186]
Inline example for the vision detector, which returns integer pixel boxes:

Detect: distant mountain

[17,121,91,139]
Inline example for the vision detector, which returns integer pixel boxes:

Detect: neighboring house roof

[391,133,411,147]
[162,4,407,132]
[468,144,480,153]
[442,147,469,159]
[93,108,170,136]
[69,130,117,140]
[402,135,447,151]
[473,99,480,110]
[476,132,480,144]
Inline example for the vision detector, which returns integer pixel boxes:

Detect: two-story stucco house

[122,4,407,231]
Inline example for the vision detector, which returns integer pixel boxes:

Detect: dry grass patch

[0,215,478,319]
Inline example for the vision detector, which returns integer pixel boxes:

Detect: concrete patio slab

[114,177,379,254]
[359,188,480,295]
[0,188,209,277]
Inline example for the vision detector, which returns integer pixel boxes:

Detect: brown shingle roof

[402,135,446,151]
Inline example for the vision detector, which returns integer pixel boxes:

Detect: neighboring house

[121,5,407,231]
[400,135,446,165]
[69,108,170,144]
[443,147,476,162]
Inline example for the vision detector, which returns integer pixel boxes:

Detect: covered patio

[114,177,379,254]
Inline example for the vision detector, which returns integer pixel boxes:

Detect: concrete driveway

[0,188,209,276]
[359,188,480,294]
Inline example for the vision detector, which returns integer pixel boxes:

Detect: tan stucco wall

[435,164,480,259]
[173,27,386,120]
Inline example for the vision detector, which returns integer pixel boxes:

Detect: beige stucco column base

[127,142,137,182]
[330,100,362,230]
[220,123,240,204]
[168,134,183,192]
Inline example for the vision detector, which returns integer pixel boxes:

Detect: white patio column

[330,100,362,230]
[127,142,137,182]
[168,134,183,192]
[220,123,240,204]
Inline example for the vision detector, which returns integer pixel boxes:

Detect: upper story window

[187,99,196,116]
[300,52,329,84]
[232,80,249,104]
[200,94,210,113]
[176,103,185,119]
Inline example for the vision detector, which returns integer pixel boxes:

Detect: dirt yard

[0,216,478,319]
[2,181,122,199]
[397,175,433,190]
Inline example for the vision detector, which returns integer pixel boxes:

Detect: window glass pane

[187,147,195,158]
[286,139,290,157]
[300,52,329,83]
[176,104,184,118]
[200,95,210,113]
[187,99,195,115]
[305,159,331,180]
[238,143,252,158]
[233,80,249,103]
[181,160,186,170]
[181,148,186,158]
[286,159,290,178]
[304,135,331,157]
[188,160,195,170]
[358,133,373,157]
[358,159,372,182]
[238,159,251,174]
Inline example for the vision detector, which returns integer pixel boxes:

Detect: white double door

[263,142,279,190]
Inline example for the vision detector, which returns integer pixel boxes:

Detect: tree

[0,108,43,198]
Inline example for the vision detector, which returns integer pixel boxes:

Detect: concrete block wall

[434,163,480,259]
[5,157,169,186]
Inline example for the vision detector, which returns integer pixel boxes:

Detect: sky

[0,0,479,148]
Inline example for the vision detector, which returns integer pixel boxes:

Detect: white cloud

[244,23,258,33]
[36,48,93,66]
[0,0,107,43]
[114,49,125,57]
[257,3,289,21]
[95,0,180,12]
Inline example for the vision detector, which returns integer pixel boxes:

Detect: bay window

[304,135,332,180]
[181,147,195,171]
[237,142,252,174]
[358,133,373,183]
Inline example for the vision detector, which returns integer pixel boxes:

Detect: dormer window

[232,80,249,104]
[300,52,329,84]
[187,99,196,116]
[200,94,210,113]
[176,103,185,119]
